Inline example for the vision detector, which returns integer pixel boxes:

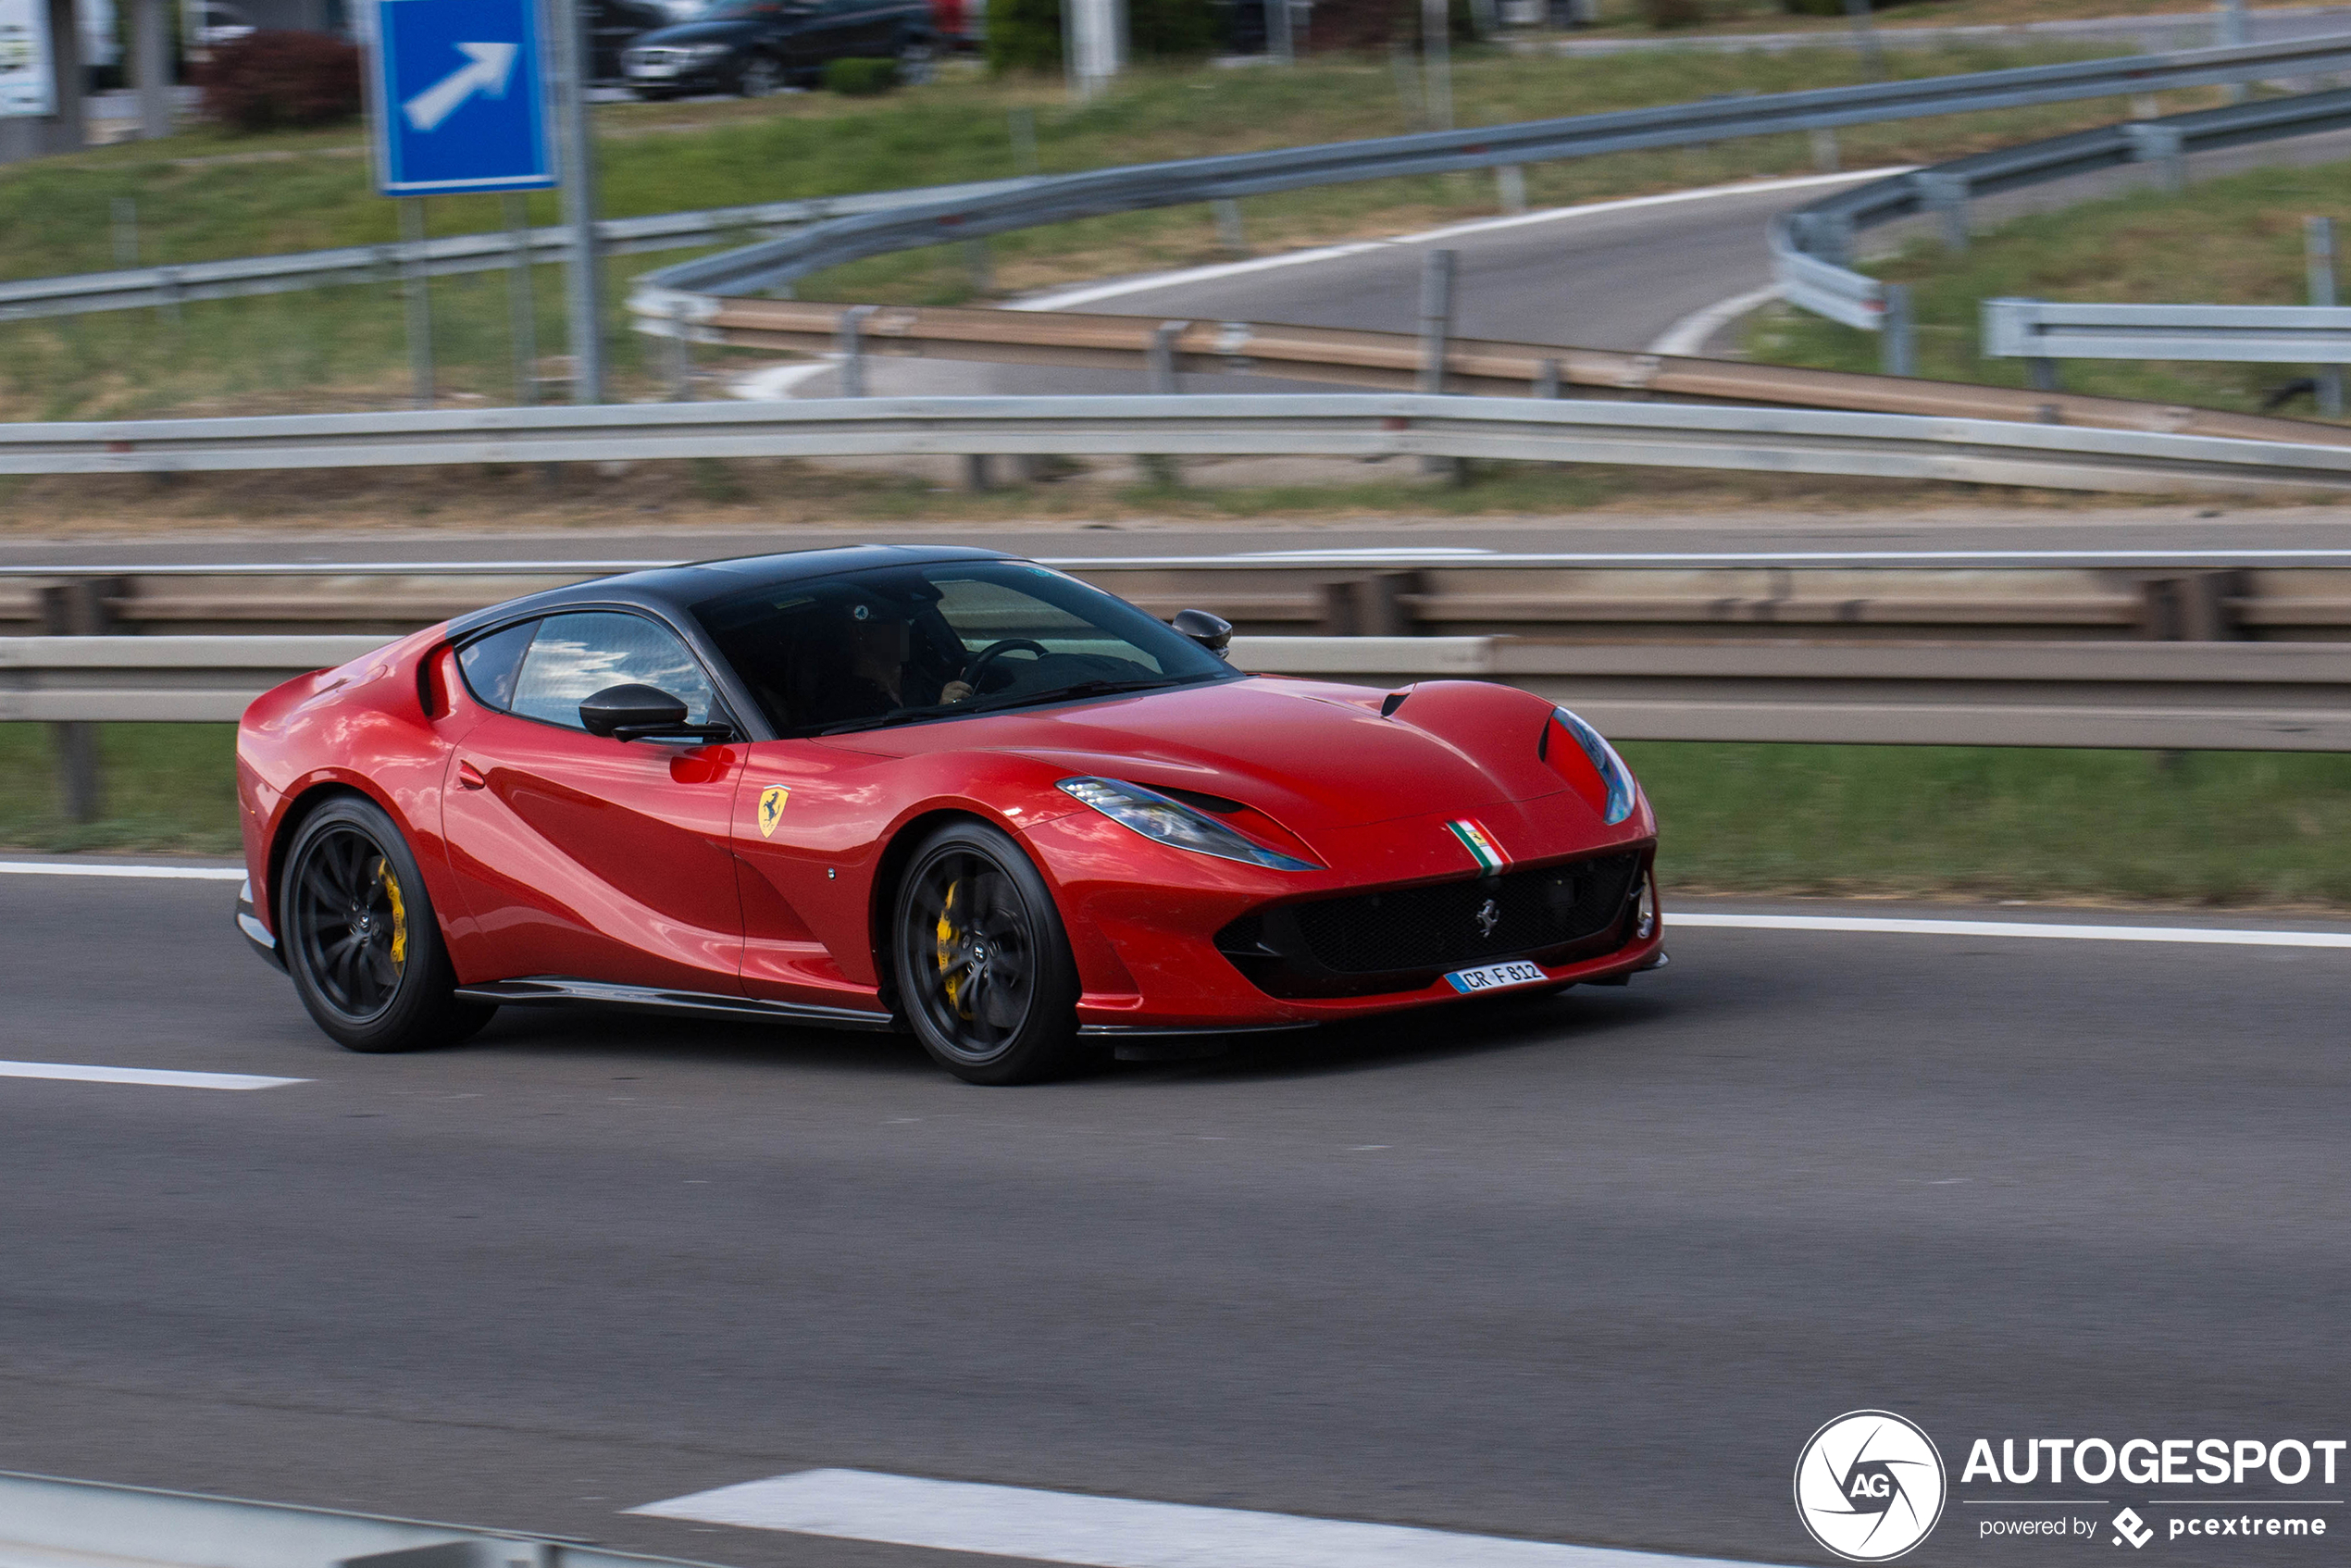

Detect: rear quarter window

[455,621,539,711]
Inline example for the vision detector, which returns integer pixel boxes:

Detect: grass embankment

[0,42,2143,425]
[1750,158,2351,417]
[11,724,2351,908]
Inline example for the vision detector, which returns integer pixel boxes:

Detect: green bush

[1640,0,1705,24]
[824,56,902,94]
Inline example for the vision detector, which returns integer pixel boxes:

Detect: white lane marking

[729,358,840,401]
[1646,282,1783,358]
[0,1061,306,1090]
[1009,167,1912,313]
[0,861,245,881]
[631,1469,1788,1568]
[1672,913,2351,949]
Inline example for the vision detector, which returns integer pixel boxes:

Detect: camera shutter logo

[1794,1411,1947,1562]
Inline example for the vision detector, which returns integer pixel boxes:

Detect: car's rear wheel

[894,33,937,83]
[280,796,493,1053]
[891,821,1090,1085]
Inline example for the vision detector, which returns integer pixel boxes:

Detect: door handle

[456,761,488,790]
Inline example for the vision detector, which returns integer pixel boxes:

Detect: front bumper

[1026,791,1663,1033]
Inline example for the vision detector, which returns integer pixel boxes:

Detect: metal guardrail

[8,392,2351,494]
[632,32,2351,305]
[1773,87,2351,332]
[1544,5,2351,57]
[11,632,2351,751]
[651,296,2351,447]
[0,1469,723,1568]
[0,179,1040,325]
[7,34,2348,329]
[5,552,2333,642]
[1983,297,2351,362]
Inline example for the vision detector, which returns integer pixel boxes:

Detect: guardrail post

[836,305,877,397]
[399,198,434,410]
[1148,320,1187,393]
[1319,573,1421,636]
[504,194,539,405]
[1213,199,1248,257]
[964,455,991,491]
[964,238,992,295]
[111,197,138,267]
[1419,249,1459,479]
[1009,106,1039,177]
[1915,171,1970,254]
[1809,127,1840,174]
[1843,0,1885,81]
[1495,165,1526,216]
[38,579,120,825]
[665,303,694,401]
[1535,357,1561,398]
[1881,283,1916,377]
[2140,570,2245,641]
[2220,0,2250,103]
[2124,122,2186,194]
[2310,216,2344,417]
[1421,0,1452,131]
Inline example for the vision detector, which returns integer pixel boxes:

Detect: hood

[829,675,1565,832]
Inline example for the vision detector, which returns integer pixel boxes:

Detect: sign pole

[554,0,603,403]
[400,197,434,408]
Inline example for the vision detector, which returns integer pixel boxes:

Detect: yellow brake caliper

[376,860,408,968]
[935,879,969,1017]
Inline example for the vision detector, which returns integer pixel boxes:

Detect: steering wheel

[963,638,1049,694]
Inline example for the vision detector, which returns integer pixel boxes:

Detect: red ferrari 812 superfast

[235,547,1663,1082]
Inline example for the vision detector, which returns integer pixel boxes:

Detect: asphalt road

[5,869,2347,1567]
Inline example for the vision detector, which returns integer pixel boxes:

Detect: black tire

[890,820,1091,1085]
[279,796,494,1053]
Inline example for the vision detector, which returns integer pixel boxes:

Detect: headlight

[1057,778,1318,870]
[1552,707,1636,825]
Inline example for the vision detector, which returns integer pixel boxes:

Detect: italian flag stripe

[1449,818,1508,873]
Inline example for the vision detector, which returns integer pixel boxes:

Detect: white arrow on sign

[402,41,520,133]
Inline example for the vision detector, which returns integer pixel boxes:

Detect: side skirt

[454,977,900,1032]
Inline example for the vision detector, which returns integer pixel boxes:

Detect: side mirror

[1171,608,1233,658]
[580,683,732,742]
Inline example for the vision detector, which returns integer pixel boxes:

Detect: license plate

[1445,959,1548,994]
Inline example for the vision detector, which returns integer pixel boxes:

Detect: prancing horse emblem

[1474,897,1501,938]
[757,786,790,838]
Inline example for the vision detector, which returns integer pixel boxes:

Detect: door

[440,610,748,994]
[730,739,900,1008]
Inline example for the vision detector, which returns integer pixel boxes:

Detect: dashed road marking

[0,1061,306,1090]
[631,1468,1791,1568]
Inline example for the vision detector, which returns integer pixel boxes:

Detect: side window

[455,620,539,712]
[507,612,719,731]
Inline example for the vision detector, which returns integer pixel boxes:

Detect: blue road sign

[370,0,556,196]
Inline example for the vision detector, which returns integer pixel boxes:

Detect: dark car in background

[622,0,936,95]
[590,0,676,81]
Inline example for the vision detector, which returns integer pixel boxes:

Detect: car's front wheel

[280,796,493,1053]
[738,55,784,95]
[891,821,1090,1085]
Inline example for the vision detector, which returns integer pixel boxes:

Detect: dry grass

[1748,156,2351,417]
[1572,0,2291,36]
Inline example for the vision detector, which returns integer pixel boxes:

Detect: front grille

[1216,850,1644,999]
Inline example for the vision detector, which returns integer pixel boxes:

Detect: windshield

[694,559,1238,738]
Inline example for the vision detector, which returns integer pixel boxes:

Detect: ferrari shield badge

[757,786,790,838]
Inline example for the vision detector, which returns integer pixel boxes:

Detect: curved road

[4,865,2347,1567]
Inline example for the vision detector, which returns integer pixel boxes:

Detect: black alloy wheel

[891,821,1088,1084]
[280,796,493,1053]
